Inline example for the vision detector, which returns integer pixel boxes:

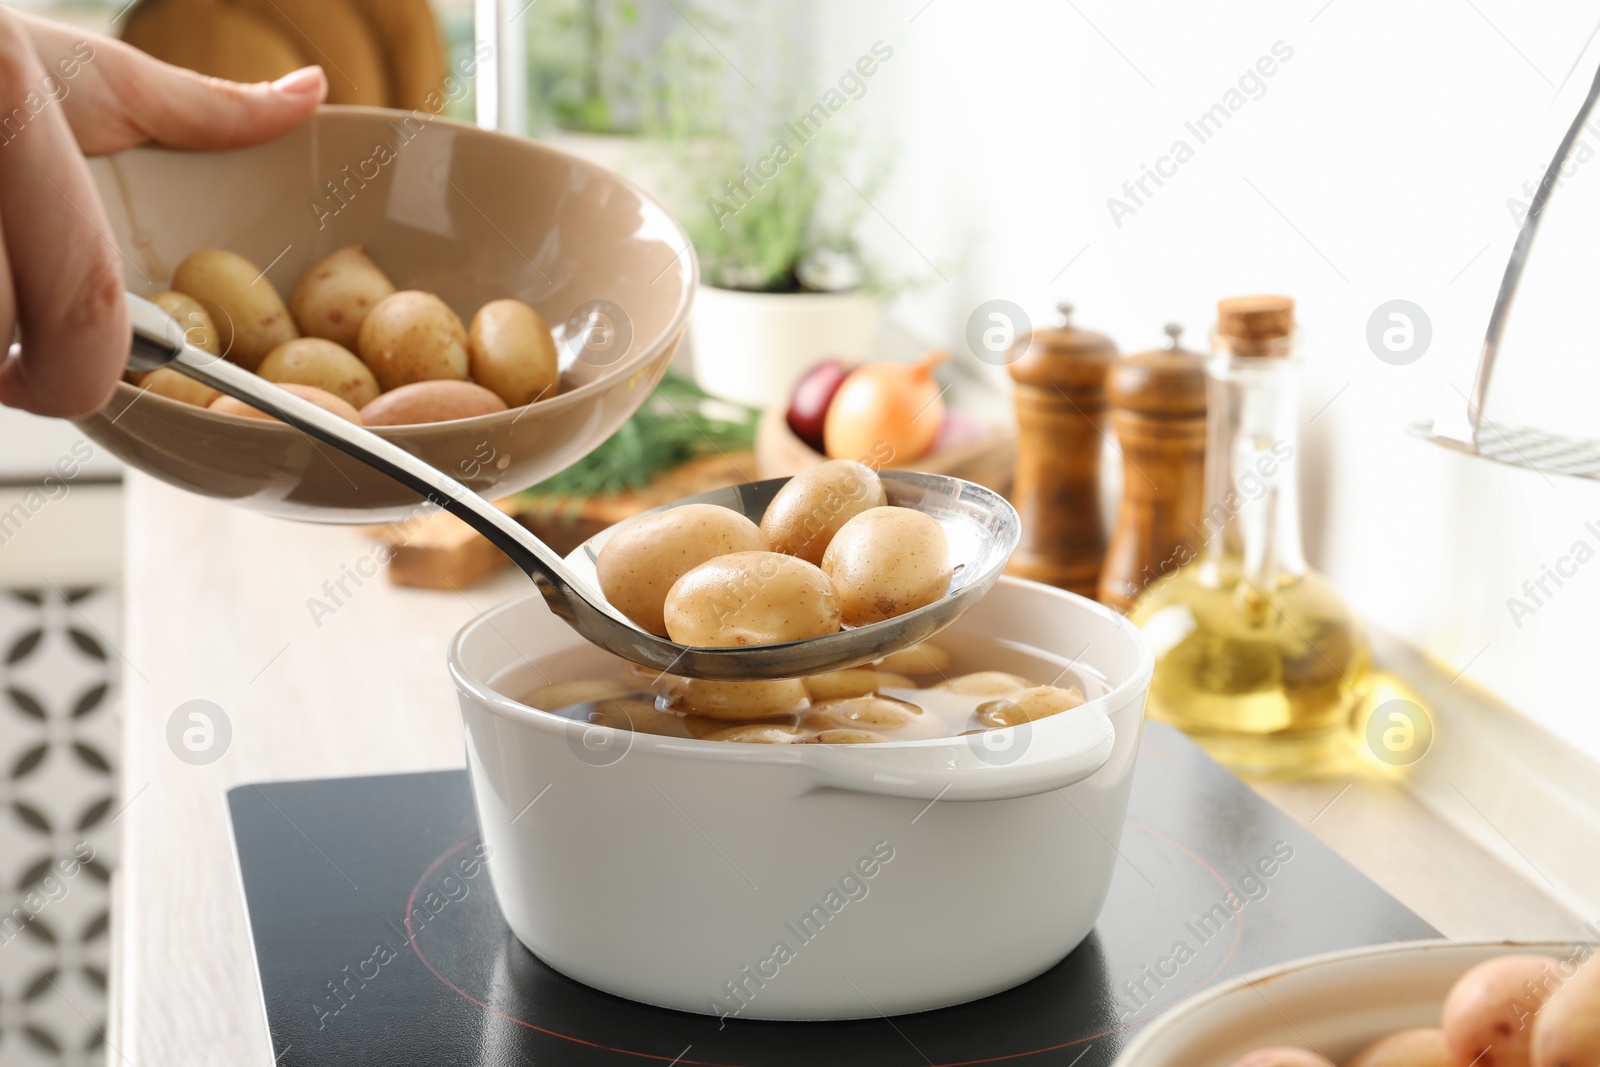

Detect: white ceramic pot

[689,285,882,408]
[1113,940,1586,1067]
[450,577,1153,1020]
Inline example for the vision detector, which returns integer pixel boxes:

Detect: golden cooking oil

[1130,558,1370,776]
[1127,297,1370,778]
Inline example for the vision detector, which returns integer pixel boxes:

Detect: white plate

[1114,939,1588,1067]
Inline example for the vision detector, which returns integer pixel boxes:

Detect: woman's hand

[0,9,326,418]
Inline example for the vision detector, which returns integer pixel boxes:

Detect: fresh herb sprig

[521,371,758,500]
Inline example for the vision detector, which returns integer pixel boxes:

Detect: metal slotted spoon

[122,293,1020,680]
[1415,60,1600,478]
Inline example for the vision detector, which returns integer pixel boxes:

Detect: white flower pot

[689,285,882,408]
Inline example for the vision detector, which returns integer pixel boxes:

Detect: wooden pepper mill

[1005,303,1116,598]
[1097,324,1209,613]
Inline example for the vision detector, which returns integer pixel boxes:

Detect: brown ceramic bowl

[76,106,695,523]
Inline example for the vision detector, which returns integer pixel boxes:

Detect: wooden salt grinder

[1005,303,1116,598]
[1097,324,1208,613]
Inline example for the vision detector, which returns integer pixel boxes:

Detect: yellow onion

[823,351,947,465]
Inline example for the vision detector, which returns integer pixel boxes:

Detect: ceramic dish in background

[449,576,1154,1020]
[1114,940,1589,1067]
[77,106,696,524]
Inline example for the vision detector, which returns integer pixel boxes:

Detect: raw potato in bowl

[1220,948,1600,1067]
[144,244,571,429]
[209,383,363,424]
[470,299,560,407]
[360,381,507,426]
[130,293,223,408]
[172,249,298,371]
[148,291,221,355]
[76,107,698,523]
[1532,953,1600,1067]
[257,338,381,408]
[357,290,470,391]
[1440,955,1559,1067]
[289,245,397,351]
[1344,1029,1452,1067]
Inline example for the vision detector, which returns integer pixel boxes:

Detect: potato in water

[469,299,560,408]
[258,338,382,409]
[798,729,892,745]
[585,698,696,738]
[597,504,767,637]
[975,685,1085,728]
[524,680,633,709]
[523,633,1100,749]
[704,724,807,744]
[357,290,470,391]
[876,641,953,677]
[822,506,951,626]
[760,459,887,566]
[808,695,922,730]
[676,678,807,721]
[803,669,915,702]
[172,249,298,371]
[289,245,396,351]
[665,551,843,647]
[937,671,1035,696]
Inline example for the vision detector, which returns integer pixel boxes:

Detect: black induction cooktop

[229,722,1436,1067]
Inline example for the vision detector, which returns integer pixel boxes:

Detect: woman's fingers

[98,52,327,153]
[0,9,131,418]
[13,12,327,156]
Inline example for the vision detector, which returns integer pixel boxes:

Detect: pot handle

[800,706,1116,802]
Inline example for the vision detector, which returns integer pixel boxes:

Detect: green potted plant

[670,124,898,408]
[521,0,721,194]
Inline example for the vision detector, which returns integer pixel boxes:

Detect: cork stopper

[1216,295,1295,356]
[1008,301,1117,392]
[1108,323,1207,417]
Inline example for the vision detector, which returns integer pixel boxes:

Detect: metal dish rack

[1415,62,1600,480]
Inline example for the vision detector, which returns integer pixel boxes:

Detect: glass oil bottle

[1128,296,1370,777]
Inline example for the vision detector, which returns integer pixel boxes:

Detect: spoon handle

[125,293,587,616]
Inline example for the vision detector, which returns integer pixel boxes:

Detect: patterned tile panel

[0,588,118,1067]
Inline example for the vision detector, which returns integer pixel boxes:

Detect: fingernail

[271,66,325,97]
